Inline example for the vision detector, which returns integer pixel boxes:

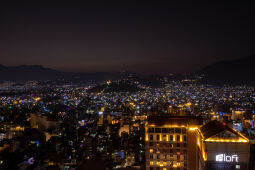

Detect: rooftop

[147,115,203,127]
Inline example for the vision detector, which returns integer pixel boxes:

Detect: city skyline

[1,1,255,170]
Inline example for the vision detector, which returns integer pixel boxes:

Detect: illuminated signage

[216,154,238,162]
[27,157,35,165]
[18,157,35,167]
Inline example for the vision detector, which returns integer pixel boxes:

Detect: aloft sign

[216,154,238,162]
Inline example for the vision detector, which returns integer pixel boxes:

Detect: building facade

[198,121,250,170]
[145,117,250,170]
[145,116,203,170]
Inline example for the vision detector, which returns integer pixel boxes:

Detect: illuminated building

[119,125,130,137]
[198,121,250,170]
[231,110,245,121]
[30,113,59,131]
[97,115,103,127]
[145,116,203,170]
[97,109,104,127]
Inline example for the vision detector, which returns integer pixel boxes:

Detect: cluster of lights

[149,161,182,168]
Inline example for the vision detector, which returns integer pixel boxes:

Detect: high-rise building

[145,116,203,170]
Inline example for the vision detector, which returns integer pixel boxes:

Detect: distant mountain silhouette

[0,65,130,83]
[199,55,255,85]
[0,65,73,82]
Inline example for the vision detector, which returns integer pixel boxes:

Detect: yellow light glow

[197,140,200,147]
[34,97,41,101]
[189,127,198,131]
[203,151,207,161]
[232,128,250,142]
[145,133,148,141]
[147,124,186,128]
[185,102,192,107]
[205,137,248,143]
[149,149,153,153]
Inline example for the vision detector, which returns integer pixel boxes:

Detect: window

[177,143,180,147]
[157,155,160,159]
[155,128,161,133]
[157,135,160,141]
[150,154,153,159]
[169,128,174,133]
[177,135,180,141]
[163,135,166,141]
[177,155,180,160]
[150,142,153,146]
[170,135,173,141]
[148,128,154,133]
[150,167,153,170]
[162,128,168,133]
[175,128,181,133]
[150,135,153,141]
[183,135,187,141]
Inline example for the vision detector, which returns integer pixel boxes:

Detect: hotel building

[145,116,203,170]
[198,121,250,170]
[145,117,250,170]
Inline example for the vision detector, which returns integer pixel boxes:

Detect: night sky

[0,1,254,73]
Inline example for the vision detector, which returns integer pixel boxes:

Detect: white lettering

[216,154,239,162]
[226,156,231,162]
[232,155,238,162]
[216,154,223,162]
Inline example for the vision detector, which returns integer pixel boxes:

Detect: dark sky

[0,1,254,73]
